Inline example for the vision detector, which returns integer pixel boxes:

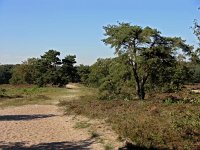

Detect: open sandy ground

[0,104,124,150]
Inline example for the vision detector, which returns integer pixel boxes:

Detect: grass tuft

[89,130,100,139]
[104,143,114,150]
[73,121,91,129]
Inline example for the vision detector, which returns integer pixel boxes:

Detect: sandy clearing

[0,105,124,150]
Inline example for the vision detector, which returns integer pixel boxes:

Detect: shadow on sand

[0,141,169,150]
[0,114,56,121]
[0,138,95,150]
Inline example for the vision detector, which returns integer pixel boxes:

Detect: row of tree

[1,22,200,100]
[9,50,78,87]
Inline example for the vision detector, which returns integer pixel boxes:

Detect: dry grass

[0,84,85,107]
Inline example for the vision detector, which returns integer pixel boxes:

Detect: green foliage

[171,65,192,90]
[190,64,200,83]
[86,54,191,100]
[162,96,180,104]
[85,55,135,100]
[0,88,6,97]
[98,57,135,100]
[193,19,200,47]
[0,65,15,84]
[41,50,61,66]
[9,50,78,87]
[102,22,192,99]
[73,121,91,129]
[76,64,91,84]
[9,58,41,85]
[39,50,62,86]
[2,23,198,102]
[148,61,192,93]
[87,58,111,87]
[104,143,114,150]
[10,64,34,85]
[90,130,100,138]
[59,55,78,84]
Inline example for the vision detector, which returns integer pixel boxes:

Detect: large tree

[40,50,62,85]
[59,55,77,85]
[103,23,192,99]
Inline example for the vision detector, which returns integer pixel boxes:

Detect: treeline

[1,49,200,100]
[1,50,79,87]
[1,22,200,100]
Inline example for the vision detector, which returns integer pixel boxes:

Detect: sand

[0,105,124,150]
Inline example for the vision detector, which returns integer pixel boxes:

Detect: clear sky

[0,0,200,65]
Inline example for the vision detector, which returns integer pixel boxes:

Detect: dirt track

[0,105,123,150]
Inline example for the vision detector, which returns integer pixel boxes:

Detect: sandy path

[0,105,123,150]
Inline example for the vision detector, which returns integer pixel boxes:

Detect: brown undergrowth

[59,88,200,150]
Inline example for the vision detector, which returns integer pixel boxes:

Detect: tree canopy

[10,50,78,87]
[102,23,192,99]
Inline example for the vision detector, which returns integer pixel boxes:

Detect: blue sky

[0,0,200,65]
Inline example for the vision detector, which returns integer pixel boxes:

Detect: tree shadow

[0,114,56,121]
[119,142,168,150]
[0,138,95,150]
[0,95,23,99]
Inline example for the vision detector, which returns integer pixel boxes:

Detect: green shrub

[0,88,6,95]
[104,143,114,150]
[73,121,91,129]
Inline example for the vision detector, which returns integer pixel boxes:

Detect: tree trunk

[136,83,145,100]
[130,58,147,100]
